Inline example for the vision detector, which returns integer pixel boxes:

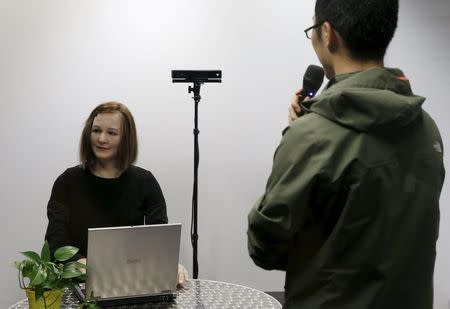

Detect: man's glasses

[304,22,323,39]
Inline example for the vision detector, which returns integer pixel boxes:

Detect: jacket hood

[302,67,425,132]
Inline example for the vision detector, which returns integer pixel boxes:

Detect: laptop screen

[85,223,181,300]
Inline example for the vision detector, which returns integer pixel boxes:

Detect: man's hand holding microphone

[288,65,324,124]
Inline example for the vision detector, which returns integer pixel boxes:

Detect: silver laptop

[74,223,181,306]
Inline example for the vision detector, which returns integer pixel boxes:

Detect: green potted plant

[14,241,87,309]
[77,292,100,309]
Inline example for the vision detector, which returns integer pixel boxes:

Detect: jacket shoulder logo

[433,141,442,153]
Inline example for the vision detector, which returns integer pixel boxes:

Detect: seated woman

[44,101,188,285]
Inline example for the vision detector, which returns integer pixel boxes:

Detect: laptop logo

[126,258,141,264]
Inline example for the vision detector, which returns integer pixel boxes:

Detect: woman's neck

[91,161,122,179]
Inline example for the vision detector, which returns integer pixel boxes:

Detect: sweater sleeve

[44,172,84,261]
[247,121,329,270]
[143,171,168,225]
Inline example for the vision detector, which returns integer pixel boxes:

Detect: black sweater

[45,165,168,261]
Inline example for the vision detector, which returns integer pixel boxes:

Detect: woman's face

[90,112,123,164]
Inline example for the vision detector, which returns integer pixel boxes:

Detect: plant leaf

[41,241,51,262]
[29,266,47,287]
[21,251,41,264]
[62,262,86,280]
[77,273,87,282]
[45,271,58,286]
[52,279,65,290]
[34,286,44,301]
[44,262,59,276]
[64,261,86,271]
[42,281,56,290]
[22,264,39,284]
[64,281,76,290]
[54,246,79,262]
[74,262,87,269]
[62,270,83,279]
[22,261,35,279]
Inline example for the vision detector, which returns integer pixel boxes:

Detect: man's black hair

[315,0,399,61]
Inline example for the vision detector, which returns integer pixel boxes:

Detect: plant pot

[25,288,63,309]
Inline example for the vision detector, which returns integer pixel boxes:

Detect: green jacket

[248,68,445,309]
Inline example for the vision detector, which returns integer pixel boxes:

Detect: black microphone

[297,65,324,116]
[300,65,324,99]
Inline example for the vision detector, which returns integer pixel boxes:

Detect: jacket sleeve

[247,121,329,270]
[44,173,84,261]
[143,171,168,225]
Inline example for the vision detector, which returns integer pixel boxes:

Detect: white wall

[0,0,448,308]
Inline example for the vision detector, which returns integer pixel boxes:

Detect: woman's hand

[77,258,87,274]
[177,264,189,287]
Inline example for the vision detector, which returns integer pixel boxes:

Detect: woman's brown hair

[80,102,138,171]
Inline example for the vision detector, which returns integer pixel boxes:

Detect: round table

[9,279,282,308]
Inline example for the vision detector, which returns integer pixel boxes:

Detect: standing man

[247,0,445,308]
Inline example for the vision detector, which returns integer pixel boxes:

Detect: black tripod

[171,70,222,279]
[189,82,201,279]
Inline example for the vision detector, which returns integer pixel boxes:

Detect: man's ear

[322,21,339,53]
